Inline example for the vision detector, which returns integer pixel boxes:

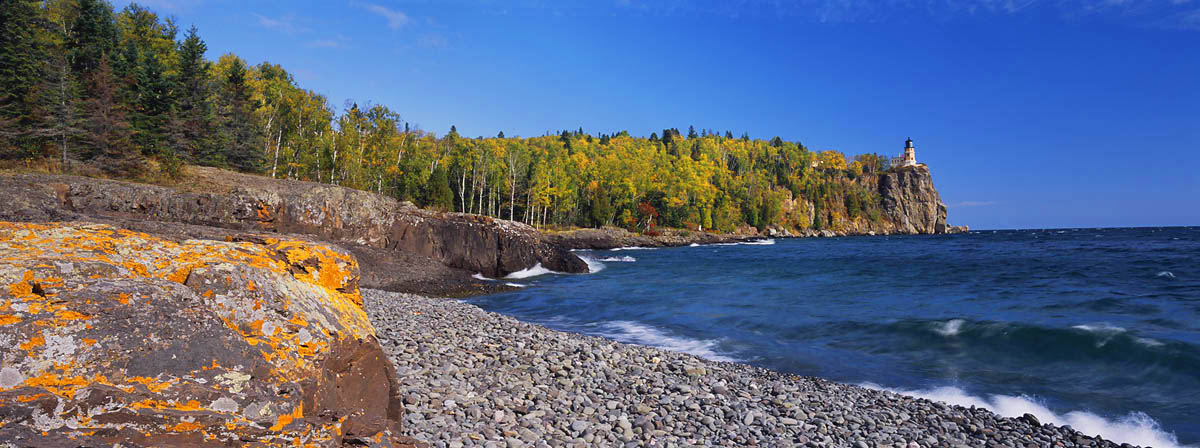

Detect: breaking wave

[861,384,1187,448]
[504,263,561,279]
[593,320,738,362]
[934,319,966,336]
[600,256,637,262]
[578,255,606,273]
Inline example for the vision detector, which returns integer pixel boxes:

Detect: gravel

[364,289,1137,448]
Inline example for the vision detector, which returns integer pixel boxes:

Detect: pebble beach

[364,290,1137,448]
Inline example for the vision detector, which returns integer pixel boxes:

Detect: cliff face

[0,222,420,447]
[0,167,586,278]
[876,165,948,234]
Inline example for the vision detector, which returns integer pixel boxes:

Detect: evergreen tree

[218,57,262,171]
[0,0,48,157]
[68,0,119,80]
[34,50,83,168]
[687,125,697,139]
[81,57,138,175]
[425,165,454,211]
[176,25,219,164]
[130,51,174,156]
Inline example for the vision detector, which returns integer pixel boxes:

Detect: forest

[1,0,902,234]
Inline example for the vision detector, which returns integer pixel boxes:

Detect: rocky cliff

[0,221,421,447]
[0,167,586,281]
[876,165,948,234]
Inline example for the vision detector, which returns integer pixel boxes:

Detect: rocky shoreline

[545,225,970,252]
[366,290,1133,448]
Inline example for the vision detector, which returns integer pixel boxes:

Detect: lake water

[466,228,1200,447]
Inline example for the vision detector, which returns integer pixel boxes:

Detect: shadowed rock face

[0,168,586,278]
[0,222,420,447]
[877,166,948,235]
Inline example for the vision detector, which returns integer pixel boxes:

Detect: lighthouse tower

[893,138,918,168]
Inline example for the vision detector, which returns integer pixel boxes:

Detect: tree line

[1,0,904,234]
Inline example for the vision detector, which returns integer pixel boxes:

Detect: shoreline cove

[370,290,1186,447]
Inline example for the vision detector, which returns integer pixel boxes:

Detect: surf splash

[593,320,738,362]
[600,256,637,262]
[504,263,561,279]
[861,384,1187,448]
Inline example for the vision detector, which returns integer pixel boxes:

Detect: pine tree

[0,0,48,157]
[34,50,83,169]
[219,57,262,172]
[82,57,138,175]
[176,25,219,164]
[68,0,119,81]
[130,51,174,156]
[425,165,454,211]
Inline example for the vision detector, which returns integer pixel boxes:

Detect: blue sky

[117,0,1199,229]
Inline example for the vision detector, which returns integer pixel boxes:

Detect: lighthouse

[892,138,918,168]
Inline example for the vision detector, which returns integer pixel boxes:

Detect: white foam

[934,319,966,337]
[1072,324,1127,334]
[594,320,737,362]
[610,246,655,251]
[504,263,561,279]
[599,256,637,262]
[503,282,527,288]
[1157,271,1176,279]
[689,243,701,247]
[742,238,776,245]
[472,273,493,281]
[1072,323,1127,348]
[860,384,1186,448]
[1135,337,1165,348]
[579,255,606,274]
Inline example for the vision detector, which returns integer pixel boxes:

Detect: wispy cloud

[253,13,309,35]
[949,201,997,208]
[359,3,410,29]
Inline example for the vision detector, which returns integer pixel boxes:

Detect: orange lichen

[16,393,46,402]
[8,270,34,298]
[54,309,90,321]
[20,334,44,353]
[126,376,174,393]
[81,338,97,346]
[20,371,90,399]
[270,403,304,431]
[116,293,130,305]
[0,314,20,326]
[130,399,204,412]
[168,421,206,432]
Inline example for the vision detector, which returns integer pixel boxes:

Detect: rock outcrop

[876,165,948,234]
[0,167,586,278]
[545,227,764,250]
[0,221,420,447]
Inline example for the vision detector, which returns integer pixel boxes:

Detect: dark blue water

[467,228,1200,447]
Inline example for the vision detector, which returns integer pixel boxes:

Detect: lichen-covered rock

[0,222,419,447]
[0,168,585,278]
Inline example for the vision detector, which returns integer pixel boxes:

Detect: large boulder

[0,221,419,447]
[0,168,586,278]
